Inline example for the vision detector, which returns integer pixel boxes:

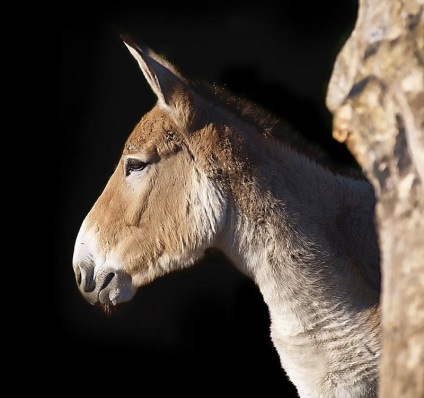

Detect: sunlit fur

[73,36,381,397]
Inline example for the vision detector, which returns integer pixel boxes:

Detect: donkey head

[72,35,237,310]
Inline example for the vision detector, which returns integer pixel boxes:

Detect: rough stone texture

[326,0,424,397]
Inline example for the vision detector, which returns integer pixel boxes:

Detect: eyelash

[125,158,148,177]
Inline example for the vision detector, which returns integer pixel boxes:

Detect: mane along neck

[201,84,381,295]
[213,120,381,397]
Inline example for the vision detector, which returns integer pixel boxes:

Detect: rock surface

[326,0,424,397]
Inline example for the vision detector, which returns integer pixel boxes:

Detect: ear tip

[120,33,137,48]
[119,32,128,41]
[120,32,148,54]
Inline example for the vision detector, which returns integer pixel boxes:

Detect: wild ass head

[72,35,267,310]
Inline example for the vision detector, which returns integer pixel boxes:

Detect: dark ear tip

[120,33,148,55]
[120,33,136,47]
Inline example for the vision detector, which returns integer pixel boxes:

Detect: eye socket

[125,158,148,177]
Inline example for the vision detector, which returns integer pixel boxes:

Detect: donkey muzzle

[74,264,136,306]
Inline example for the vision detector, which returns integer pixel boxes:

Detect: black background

[56,1,358,395]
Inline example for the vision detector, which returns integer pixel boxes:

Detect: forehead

[124,107,176,154]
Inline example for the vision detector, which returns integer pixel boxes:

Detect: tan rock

[326,0,424,397]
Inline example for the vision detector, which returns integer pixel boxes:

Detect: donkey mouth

[74,265,136,307]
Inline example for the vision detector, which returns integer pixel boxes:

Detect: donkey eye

[125,158,148,177]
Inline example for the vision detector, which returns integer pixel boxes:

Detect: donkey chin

[74,263,136,311]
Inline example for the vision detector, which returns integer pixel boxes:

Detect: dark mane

[191,80,364,179]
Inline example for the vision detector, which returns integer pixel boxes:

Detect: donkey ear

[120,34,195,127]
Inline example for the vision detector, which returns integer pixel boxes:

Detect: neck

[217,144,381,397]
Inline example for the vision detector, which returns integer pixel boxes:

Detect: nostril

[99,272,115,291]
[75,264,95,293]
